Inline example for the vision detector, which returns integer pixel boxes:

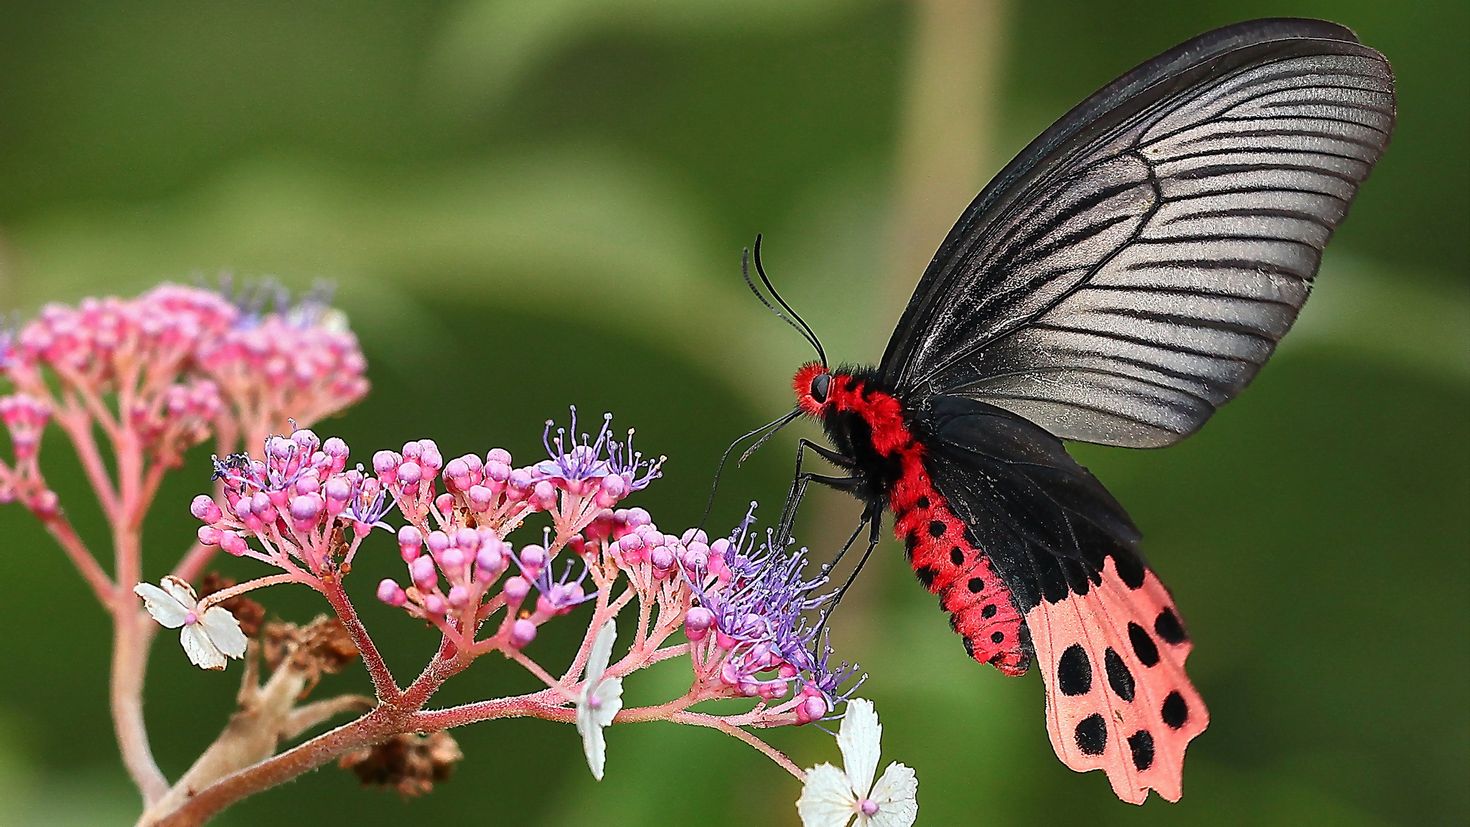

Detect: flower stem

[670,710,806,780]
[40,510,114,604]
[112,607,169,803]
[321,578,400,702]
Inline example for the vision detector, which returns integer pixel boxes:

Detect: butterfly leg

[817,506,884,631]
[776,438,857,540]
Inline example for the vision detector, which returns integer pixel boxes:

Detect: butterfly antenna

[742,235,827,367]
[699,406,803,531]
[752,234,827,367]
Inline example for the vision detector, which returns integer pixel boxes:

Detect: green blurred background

[1,1,1465,824]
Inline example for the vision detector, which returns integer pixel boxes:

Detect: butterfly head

[793,361,832,417]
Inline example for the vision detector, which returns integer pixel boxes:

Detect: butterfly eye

[810,373,831,403]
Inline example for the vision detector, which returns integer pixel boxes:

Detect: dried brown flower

[339,732,463,797]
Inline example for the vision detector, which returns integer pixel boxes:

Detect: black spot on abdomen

[915,566,937,589]
[928,520,946,538]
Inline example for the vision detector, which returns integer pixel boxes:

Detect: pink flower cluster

[195,288,367,435]
[372,411,663,651]
[0,394,54,510]
[193,428,388,578]
[0,281,367,470]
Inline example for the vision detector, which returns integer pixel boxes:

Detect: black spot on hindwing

[1113,552,1147,589]
[1154,608,1188,645]
[1162,691,1188,729]
[1075,714,1107,755]
[1057,644,1091,696]
[1127,730,1155,771]
[1128,622,1161,667]
[1104,648,1136,702]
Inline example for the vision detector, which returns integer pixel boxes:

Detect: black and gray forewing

[878,19,1395,447]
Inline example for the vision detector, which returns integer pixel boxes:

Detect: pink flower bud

[398,525,423,560]
[324,477,351,502]
[439,547,465,573]
[508,618,537,648]
[220,532,249,557]
[519,544,547,573]
[289,494,323,522]
[411,555,437,588]
[190,494,222,523]
[467,485,493,511]
[796,694,829,724]
[377,579,407,607]
[530,480,556,511]
[684,606,715,642]
[475,547,504,580]
[455,527,481,552]
[397,461,422,485]
[447,585,471,608]
[373,450,400,478]
[502,575,530,604]
[423,594,448,616]
[434,492,456,516]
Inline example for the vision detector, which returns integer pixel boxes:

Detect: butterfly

[745,18,1395,804]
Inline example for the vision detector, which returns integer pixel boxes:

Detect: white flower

[797,699,918,827]
[133,576,248,671]
[575,619,624,780]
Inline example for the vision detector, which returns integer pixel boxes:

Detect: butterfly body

[765,18,1393,804]
[795,363,1031,674]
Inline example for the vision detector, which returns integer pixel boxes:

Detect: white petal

[159,576,199,610]
[863,762,918,827]
[797,763,857,827]
[180,624,226,670]
[586,619,617,684]
[200,606,248,659]
[590,676,624,728]
[837,699,882,796]
[576,697,608,780]
[133,583,190,628]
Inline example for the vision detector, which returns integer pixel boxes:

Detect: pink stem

[668,711,805,779]
[112,607,169,803]
[40,511,114,604]
[321,578,400,702]
[53,403,120,520]
[196,573,305,610]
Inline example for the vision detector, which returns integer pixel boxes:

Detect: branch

[669,711,805,780]
[111,609,170,803]
[321,579,399,702]
[40,511,114,604]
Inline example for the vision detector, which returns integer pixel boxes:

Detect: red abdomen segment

[823,372,1030,676]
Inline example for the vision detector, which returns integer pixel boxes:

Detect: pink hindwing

[1025,556,1208,803]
